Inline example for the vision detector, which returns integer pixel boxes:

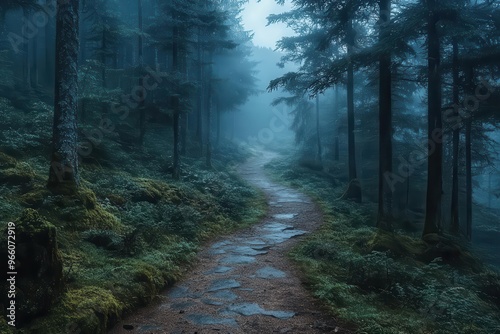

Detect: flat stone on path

[185,314,237,326]
[210,290,239,301]
[204,266,233,274]
[256,266,287,279]
[224,303,295,319]
[207,279,241,292]
[108,151,346,334]
[273,213,296,219]
[220,255,256,264]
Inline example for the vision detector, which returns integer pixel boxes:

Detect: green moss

[131,178,183,204]
[269,155,500,334]
[20,188,51,208]
[0,317,14,334]
[40,187,122,231]
[106,193,127,206]
[0,166,36,186]
[0,152,17,168]
[28,286,123,334]
[367,230,427,258]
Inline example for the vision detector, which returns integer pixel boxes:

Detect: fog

[0,0,500,332]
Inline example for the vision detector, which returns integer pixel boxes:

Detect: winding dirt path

[109,151,344,334]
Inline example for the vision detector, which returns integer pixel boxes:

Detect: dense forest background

[0,0,499,333]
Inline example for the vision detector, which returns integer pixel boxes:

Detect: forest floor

[108,150,348,334]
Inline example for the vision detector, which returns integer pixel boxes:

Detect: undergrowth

[0,95,266,333]
[264,156,500,334]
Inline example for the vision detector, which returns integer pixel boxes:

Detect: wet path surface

[109,152,342,334]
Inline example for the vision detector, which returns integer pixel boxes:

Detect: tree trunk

[45,0,55,89]
[423,0,442,237]
[180,50,188,156]
[48,0,80,190]
[101,29,106,88]
[181,112,188,155]
[450,39,460,235]
[196,28,204,153]
[377,0,392,228]
[138,0,146,145]
[32,23,38,87]
[205,52,213,168]
[79,3,86,64]
[216,96,221,148]
[334,85,340,161]
[465,116,472,240]
[23,8,31,89]
[172,96,180,179]
[315,95,322,164]
[171,25,180,179]
[465,66,473,241]
[345,19,361,202]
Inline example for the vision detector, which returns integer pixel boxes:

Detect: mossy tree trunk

[48,0,80,190]
[423,0,442,237]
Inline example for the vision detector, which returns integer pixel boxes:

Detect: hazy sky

[241,0,294,49]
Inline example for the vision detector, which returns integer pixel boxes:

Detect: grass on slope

[265,156,500,334]
[0,95,266,334]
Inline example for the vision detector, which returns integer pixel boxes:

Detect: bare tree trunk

[315,95,322,164]
[48,0,80,190]
[196,28,204,153]
[180,51,188,155]
[101,29,106,88]
[423,0,442,237]
[172,96,180,179]
[23,8,31,89]
[334,85,340,161]
[45,0,55,89]
[205,51,213,168]
[343,19,362,203]
[216,96,221,148]
[171,25,180,179]
[377,0,393,228]
[450,39,460,235]
[138,0,146,145]
[465,66,473,241]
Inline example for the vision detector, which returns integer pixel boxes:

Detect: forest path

[109,150,344,334]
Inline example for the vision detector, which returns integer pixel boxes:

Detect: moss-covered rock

[0,209,63,326]
[28,286,123,334]
[0,165,36,187]
[0,152,17,168]
[366,230,427,259]
[40,187,121,231]
[131,178,183,204]
[20,188,51,208]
